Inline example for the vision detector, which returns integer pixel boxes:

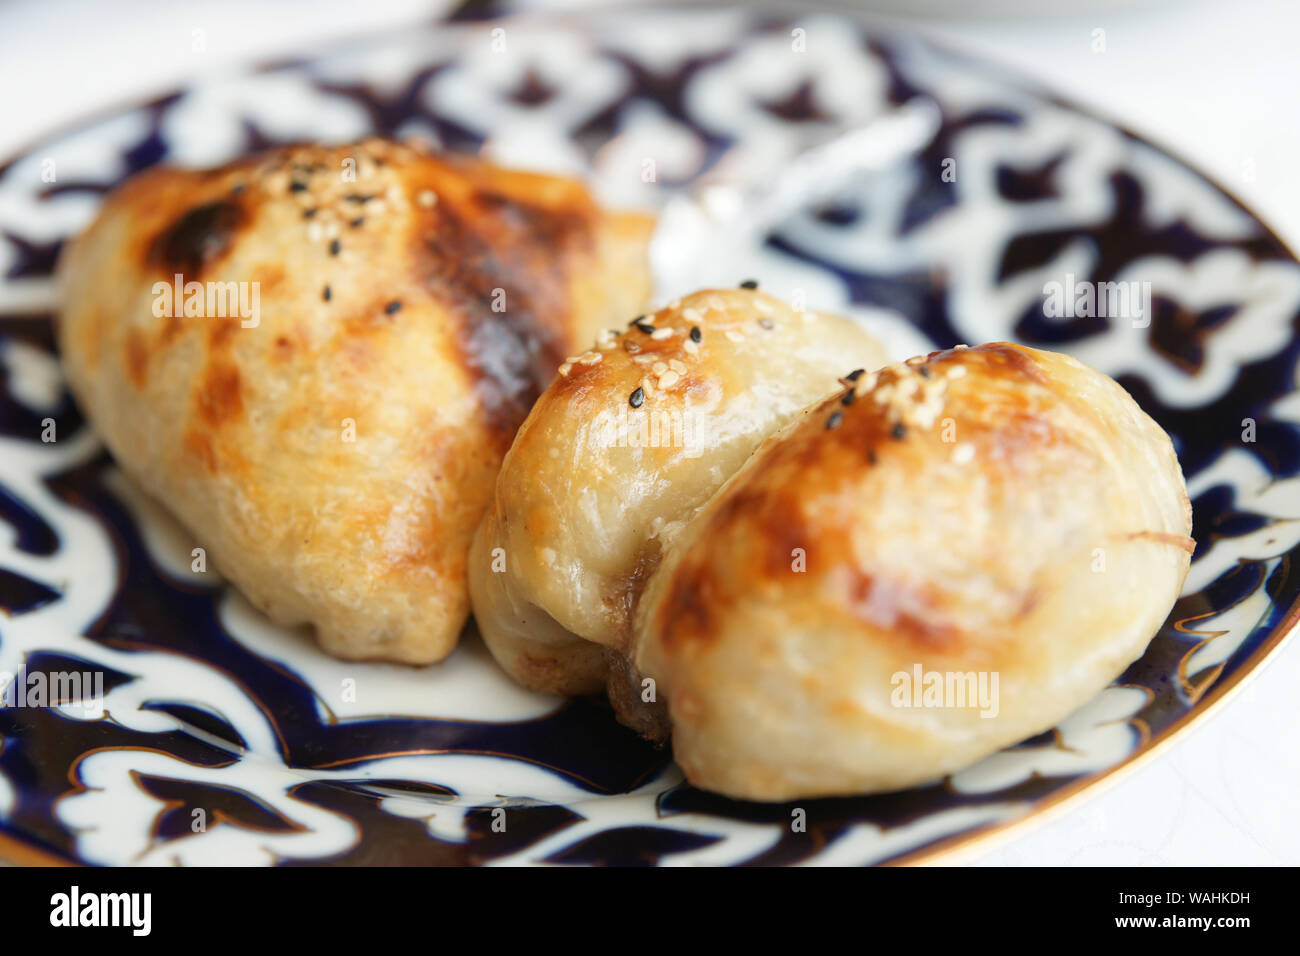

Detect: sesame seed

[947,365,968,379]
[307,222,324,242]
[891,423,907,440]
[868,449,878,465]
[682,307,704,323]
[302,208,317,219]
[841,390,856,406]
[350,217,365,228]
[658,370,680,388]
[418,190,438,208]
[683,339,699,356]
[919,366,931,377]
[668,359,687,374]
[953,443,975,465]
[689,326,701,343]
[846,369,866,381]
[633,320,655,335]
[739,279,759,290]
[725,330,744,343]
[629,387,644,408]
[290,181,308,193]
[322,285,332,302]
[384,300,402,314]
[826,411,843,430]
[329,239,341,256]
[559,363,573,376]
[652,361,668,375]
[758,318,774,330]
[651,327,674,340]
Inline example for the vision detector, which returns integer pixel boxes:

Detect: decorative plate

[1,3,1297,866]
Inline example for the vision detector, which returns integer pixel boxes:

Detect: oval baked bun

[636,343,1193,800]
[57,138,653,663]
[468,288,889,707]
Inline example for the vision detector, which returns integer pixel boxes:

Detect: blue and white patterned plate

[1,4,1298,866]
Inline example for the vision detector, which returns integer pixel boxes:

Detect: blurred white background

[1,0,1296,865]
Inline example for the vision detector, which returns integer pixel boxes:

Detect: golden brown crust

[57,138,653,663]
[468,289,888,694]
[636,343,1193,800]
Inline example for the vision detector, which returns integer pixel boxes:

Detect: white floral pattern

[0,7,1297,866]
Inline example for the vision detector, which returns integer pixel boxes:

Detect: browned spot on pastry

[208,318,239,350]
[1124,530,1197,553]
[124,328,149,388]
[838,566,966,653]
[411,178,592,440]
[195,359,243,427]
[937,341,1048,385]
[256,265,285,295]
[183,427,216,472]
[148,200,246,279]
[655,554,720,656]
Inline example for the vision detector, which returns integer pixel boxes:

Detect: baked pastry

[474,334,1193,801]
[56,138,653,663]
[468,288,888,709]
[636,343,1193,799]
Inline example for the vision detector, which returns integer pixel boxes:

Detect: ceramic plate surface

[1,4,1298,866]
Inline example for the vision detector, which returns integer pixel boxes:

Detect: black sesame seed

[329,239,341,256]
[633,320,655,335]
[384,300,402,315]
[845,368,865,381]
[689,325,702,343]
[350,217,365,228]
[841,390,856,406]
[322,285,332,302]
[289,181,308,193]
[629,386,645,408]
[826,411,843,430]
[739,279,759,290]
[758,318,774,330]
[302,208,317,219]
[868,449,878,465]
[891,423,907,440]
[230,183,245,196]
[345,193,374,203]
[918,365,931,378]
